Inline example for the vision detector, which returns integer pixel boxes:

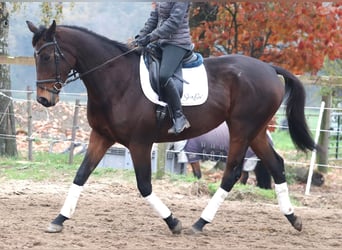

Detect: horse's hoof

[184,226,203,235]
[45,223,63,233]
[171,218,182,234]
[286,213,302,232]
[292,215,302,231]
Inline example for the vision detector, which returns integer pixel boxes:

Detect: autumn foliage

[190,2,342,74]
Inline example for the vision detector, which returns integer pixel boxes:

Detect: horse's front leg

[46,130,113,233]
[130,143,182,234]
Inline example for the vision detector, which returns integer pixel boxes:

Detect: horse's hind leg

[190,135,248,234]
[250,132,302,231]
[129,142,182,234]
[254,161,272,189]
[239,171,249,184]
[190,130,301,233]
[46,130,113,233]
[191,162,202,179]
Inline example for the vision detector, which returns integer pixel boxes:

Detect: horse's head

[27,20,76,107]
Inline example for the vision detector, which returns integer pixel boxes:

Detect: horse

[169,122,272,189]
[26,20,316,235]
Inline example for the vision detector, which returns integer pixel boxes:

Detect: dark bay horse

[26,20,316,235]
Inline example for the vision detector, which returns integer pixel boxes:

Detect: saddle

[143,44,204,126]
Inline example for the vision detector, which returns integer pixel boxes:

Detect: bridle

[35,37,74,94]
[35,36,138,94]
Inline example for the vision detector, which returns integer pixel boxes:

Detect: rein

[67,46,139,83]
[36,37,138,94]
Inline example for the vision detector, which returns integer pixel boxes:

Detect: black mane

[32,23,138,55]
[60,25,133,53]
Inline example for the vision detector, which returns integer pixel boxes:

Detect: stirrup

[168,117,190,134]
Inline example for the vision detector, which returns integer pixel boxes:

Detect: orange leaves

[190,2,342,74]
[317,5,334,16]
[298,41,305,50]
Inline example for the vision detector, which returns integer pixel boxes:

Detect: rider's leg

[163,78,190,134]
[159,45,190,134]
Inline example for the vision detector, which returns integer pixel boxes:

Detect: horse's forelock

[32,25,48,46]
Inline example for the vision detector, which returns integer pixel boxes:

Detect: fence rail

[1,88,342,170]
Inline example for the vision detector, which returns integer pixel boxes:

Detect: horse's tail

[271,65,317,152]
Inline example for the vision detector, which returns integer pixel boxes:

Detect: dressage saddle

[143,43,203,126]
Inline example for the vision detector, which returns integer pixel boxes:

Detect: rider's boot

[164,78,190,134]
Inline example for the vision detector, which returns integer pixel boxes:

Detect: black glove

[137,34,151,47]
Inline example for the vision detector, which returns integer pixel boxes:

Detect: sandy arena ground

[0,169,341,250]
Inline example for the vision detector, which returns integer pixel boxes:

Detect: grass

[0,151,302,206]
[0,153,80,181]
[168,172,199,183]
[1,127,304,204]
[272,129,296,151]
[207,182,300,206]
[273,109,319,151]
[208,182,275,199]
[0,152,134,182]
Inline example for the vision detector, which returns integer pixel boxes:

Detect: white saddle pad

[139,56,208,106]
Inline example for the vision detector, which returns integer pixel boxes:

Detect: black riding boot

[164,79,190,134]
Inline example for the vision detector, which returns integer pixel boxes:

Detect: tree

[316,59,342,172]
[39,2,65,26]
[190,2,342,171]
[0,2,17,156]
[190,2,342,74]
[0,3,66,157]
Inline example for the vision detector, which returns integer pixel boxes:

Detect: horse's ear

[45,20,57,40]
[26,20,38,34]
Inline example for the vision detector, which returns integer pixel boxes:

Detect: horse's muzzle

[37,96,55,107]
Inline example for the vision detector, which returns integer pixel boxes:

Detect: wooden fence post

[68,99,80,164]
[156,143,167,179]
[317,94,331,173]
[27,86,33,161]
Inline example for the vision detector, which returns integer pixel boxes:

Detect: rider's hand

[136,34,151,47]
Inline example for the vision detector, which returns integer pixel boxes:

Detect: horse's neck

[59,28,139,106]
[74,41,119,75]
[83,50,140,107]
[66,35,132,93]
[59,28,117,75]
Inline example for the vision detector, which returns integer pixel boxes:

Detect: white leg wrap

[144,192,171,219]
[60,184,83,218]
[275,182,294,215]
[201,187,228,223]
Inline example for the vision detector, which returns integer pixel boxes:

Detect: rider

[136,2,192,134]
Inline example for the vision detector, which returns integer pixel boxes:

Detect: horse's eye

[41,53,51,62]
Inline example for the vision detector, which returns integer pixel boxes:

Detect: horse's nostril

[37,96,49,107]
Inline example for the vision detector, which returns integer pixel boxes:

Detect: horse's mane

[62,25,133,53]
[32,24,140,55]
